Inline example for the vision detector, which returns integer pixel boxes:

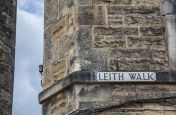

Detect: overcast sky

[13,0,44,115]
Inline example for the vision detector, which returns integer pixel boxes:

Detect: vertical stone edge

[161,0,176,74]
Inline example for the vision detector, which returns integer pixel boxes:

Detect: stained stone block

[140,27,165,36]
[94,27,138,36]
[75,25,92,49]
[52,16,68,40]
[92,0,132,5]
[45,0,58,27]
[93,36,126,48]
[110,58,169,71]
[58,0,73,18]
[124,16,164,26]
[50,58,66,83]
[127,37,166,49]
[78,6,107,25]
[133,0,161,6]
[108,6,160,15]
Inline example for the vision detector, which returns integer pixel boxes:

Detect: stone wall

[0,0,16,115]
[57,84,176,115]
[39,72,176,115]
[41,0,176,115]
[43,0,169,88]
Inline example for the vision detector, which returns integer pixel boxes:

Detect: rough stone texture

[41,83,176,115]
[0,0,16,115]
[41,0,176,115]
[43,0,170,89]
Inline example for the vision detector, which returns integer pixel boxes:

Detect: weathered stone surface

[0,0,16,115]
[140,27,165,36]
[93,0,132,5]
[109,48,169,71]
[52,16,68,40]
[43,58,67,88]
[79,0,92,5]
[74,25,109,72]
[41,87,75,115]
[110,49,160,59]
[48,83,176,114]
[124,16,164,26]
[93,36,126,48]
[78,6,107,25]
[108,15,123,25]
[45,0,58,27]
[110,58,169,71]
[41,0,174,114]
[94,27,138,36]
[108,6,160,15]
[133,0,161,6]
[40,71,176,114]
[43,0,169,88]
[127,37,166,49]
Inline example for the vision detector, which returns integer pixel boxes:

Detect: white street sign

[97,72,156,82]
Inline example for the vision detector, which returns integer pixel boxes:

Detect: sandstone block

[44,0,58,27]
[93,0,132,5]
[108,15,123,25]
[110,58,169,71]
[124,16,164,26]
[52,16,68,40]
[93,36,126,48]
[127,37,166,50]
[108,6,160,15]
[43,77,53,89]
[94,27,138,36]
[110,49,153,59]
[133,0,161,6]
[78,6,107,25]
[140,27,165,36]
[50,58,67,83]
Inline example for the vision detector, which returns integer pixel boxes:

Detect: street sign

[97,72,156,82]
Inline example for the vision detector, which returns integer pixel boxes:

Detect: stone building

[39,0,176,115]
[0,0,17,115]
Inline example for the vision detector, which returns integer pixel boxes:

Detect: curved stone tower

[39,0,176,115]
[0,0,17,115]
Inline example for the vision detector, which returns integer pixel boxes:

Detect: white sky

[13,0,44,115]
